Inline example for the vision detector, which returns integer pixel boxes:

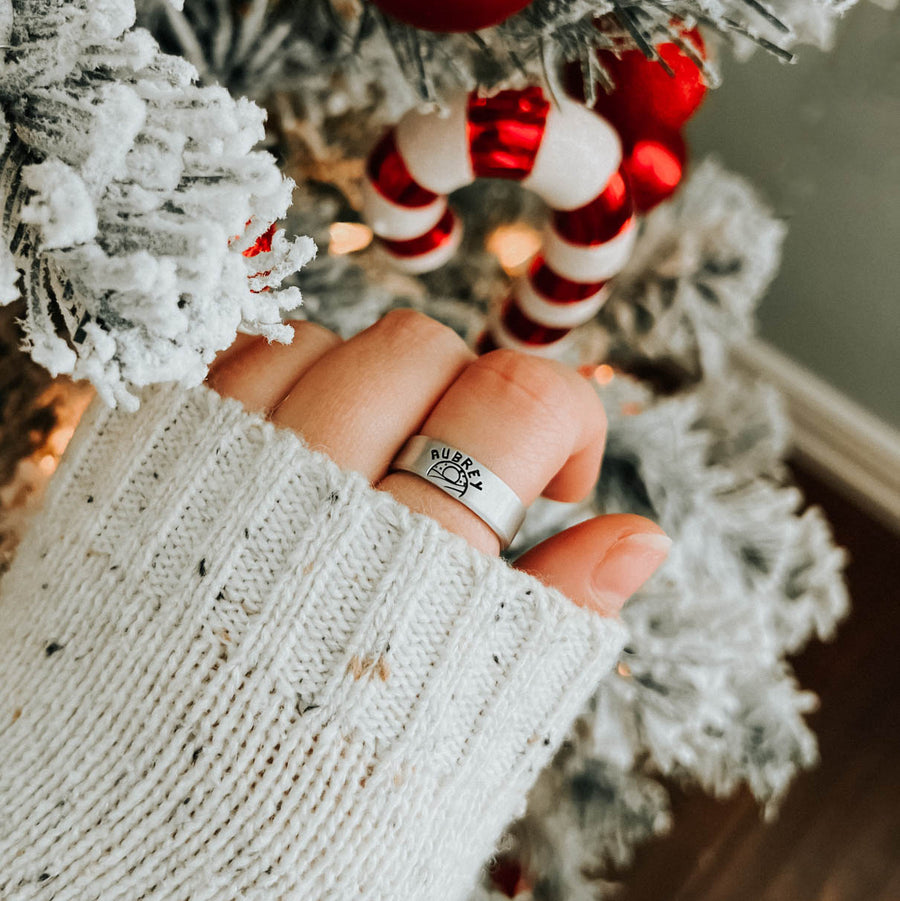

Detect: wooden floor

[618,465,900,901]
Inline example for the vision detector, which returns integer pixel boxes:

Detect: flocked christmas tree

[0,0,855,897]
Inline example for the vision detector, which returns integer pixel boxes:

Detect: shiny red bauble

[622,127,687,213]
[370,0,534,32]
[590,31,708,137]
[562,27,706,211]
[488,855,532,897]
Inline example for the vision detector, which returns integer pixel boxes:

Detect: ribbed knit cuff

[0,383,626,901]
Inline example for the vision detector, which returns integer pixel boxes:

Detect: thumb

[512,513,671,616]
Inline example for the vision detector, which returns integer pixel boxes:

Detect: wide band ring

[389,435,527,550]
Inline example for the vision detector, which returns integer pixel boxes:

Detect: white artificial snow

[0,0,316,407]
[20,160,98,248]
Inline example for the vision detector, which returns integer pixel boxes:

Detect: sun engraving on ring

[426,447,484,498]
[426,460,470,497]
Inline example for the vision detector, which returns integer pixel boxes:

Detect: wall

[687,2,900,428]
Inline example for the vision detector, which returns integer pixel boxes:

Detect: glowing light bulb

[328,222,373,255]
[47,425,76,456]
[593,364,615,386]
[486,223,542,276]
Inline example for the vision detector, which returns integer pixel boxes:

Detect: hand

[205,311,670,616]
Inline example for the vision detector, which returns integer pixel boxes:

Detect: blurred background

[691,0,900,530]
[620,10,900,896]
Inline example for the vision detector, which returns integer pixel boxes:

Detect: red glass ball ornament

[488,855,532,897]
[370,0,534,32]
[590,31,708,136]
[622,127,687,213]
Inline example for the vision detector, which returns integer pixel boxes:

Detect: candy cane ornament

[361,87,637,356]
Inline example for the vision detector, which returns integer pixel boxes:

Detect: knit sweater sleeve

[0,382,626,901]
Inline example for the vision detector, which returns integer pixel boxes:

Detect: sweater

[0,382,627,901]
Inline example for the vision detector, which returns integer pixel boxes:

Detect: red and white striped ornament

[361,87,637,356]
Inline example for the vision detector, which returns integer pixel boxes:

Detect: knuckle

[473,349,574,429]
[377,308,470,353]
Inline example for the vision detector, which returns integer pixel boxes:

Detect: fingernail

[592,530,671,614]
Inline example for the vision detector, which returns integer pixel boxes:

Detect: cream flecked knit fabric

[0,382,627,901]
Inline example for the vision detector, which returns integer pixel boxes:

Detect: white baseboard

[732,339,900,534]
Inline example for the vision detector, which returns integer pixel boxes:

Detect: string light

[486,223,542,276]
[328,222,373,256]
[579,364,617,386]
[47,425,76,456]
[593,364,615,385]
[26,386,93,481]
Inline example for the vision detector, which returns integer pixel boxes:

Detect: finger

[205,320,342,416]
[377,349,606,555]
[271,309,476,481]
[208,331,259,371]
[513,514,671,616]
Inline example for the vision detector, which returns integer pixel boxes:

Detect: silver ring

[390,436,526,549]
